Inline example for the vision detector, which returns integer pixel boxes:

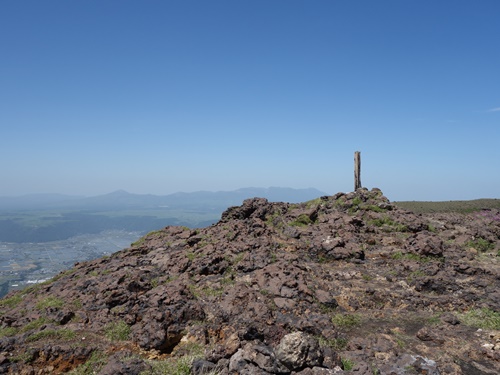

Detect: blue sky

[1,1,499,201]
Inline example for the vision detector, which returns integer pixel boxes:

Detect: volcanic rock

[0,188,499,374]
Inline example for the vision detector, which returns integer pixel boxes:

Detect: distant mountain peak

[106,189,132,196]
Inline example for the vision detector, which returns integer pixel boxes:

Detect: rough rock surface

[0,188,499,374]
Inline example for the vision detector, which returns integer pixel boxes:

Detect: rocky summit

[1,188,499,375]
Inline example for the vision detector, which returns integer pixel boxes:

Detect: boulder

[275,332,323,371]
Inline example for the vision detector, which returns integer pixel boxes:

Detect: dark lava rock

[98,352,151,375]
[406,231,444,257]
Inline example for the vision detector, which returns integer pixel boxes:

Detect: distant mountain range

[0,187,328,211]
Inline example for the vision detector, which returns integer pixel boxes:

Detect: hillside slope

[0,188,499,374]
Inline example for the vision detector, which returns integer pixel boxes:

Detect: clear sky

[1,1,499,201]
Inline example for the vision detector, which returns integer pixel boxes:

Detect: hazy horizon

[0,186,498,203]
[1,1,499,202]
[0,186,326,199]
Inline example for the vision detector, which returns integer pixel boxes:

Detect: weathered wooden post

[354,151,361,190]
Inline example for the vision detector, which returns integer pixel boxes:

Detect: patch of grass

[459,308,500,330]
[0,294,23,309]
[394,199,500,214]
[48,268,77,283]
[131,229,166,247]
[189,284,224,299]
[427,224,437,233]
[110,305,127,315]
[232,252,246,264]
[365,204,386,213]
[196,240,210,248]
[104,320,131,341]
[265,211,283,227]
[317,300,337,314]
[221,267,236,286]
[465,238,494,252]
[305,197,323,209]
[225,231,236,240]
[370,363,380,375]
[318,336,348,350]
[369,217,408,232]
[0,326,19,337]
[391,251,435,263]
[21,283,42,295]
[131,236,147,247]
[27,328,76,342]
[407,270,426,282]
[348,197,363,215]
[141,356,190,375]
[369,216,394,226]
[389,329,408,348]
[290,214,313,227]
[68,350,108,375]
[352,197,362,206]
[10,352,33,363]
[394,224,409,232]
[188,284,200,298]
[141,342,206,375]
[331,313,361,329]
[150,277,160,288]
[204,286,224,297]
[341,357,355,371]
[425,314,442,325]
[36,296,64,310]
[333,195,346,205]
[186,251,198,261]
[165,275,178,284]
[20,317,48,332]
[394,336,406,348]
